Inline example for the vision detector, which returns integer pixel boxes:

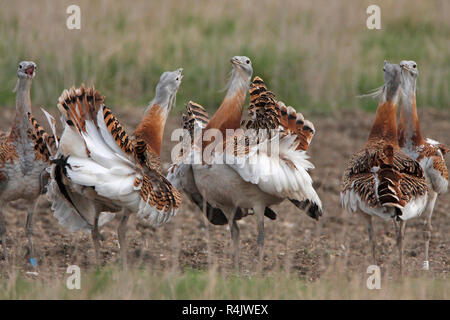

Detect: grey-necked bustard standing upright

[341,62,428,275]
[170,56,322,269]
[167,57,279,228]
[397,60,448,271]
[0,61,48,264]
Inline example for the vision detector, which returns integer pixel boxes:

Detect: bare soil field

[0,106,448,282]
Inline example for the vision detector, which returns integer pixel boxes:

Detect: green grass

[0,1,448,114]
[1,267,448,299]
[358,16,450,111]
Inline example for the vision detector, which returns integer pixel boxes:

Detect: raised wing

[241,76,316,151]
[28,111,60,163]
[52,86,181,227]
[223,77,322,218]
[184,101,210,133]
[168,99,278,224]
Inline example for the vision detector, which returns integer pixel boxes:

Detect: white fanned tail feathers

[49,85,181,231]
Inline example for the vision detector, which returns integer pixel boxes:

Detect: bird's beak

[24,65,35,78]
[230,57,240,66]
[400,64,412,71]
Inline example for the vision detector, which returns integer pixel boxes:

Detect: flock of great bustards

[0,57,447,274]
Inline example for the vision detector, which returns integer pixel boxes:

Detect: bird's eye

[246,60,250,64]
[19,65,22,69]
[412,64,416,69]
[176,77,179,81]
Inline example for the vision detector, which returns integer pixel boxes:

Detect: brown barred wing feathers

[137,172,182,225]
[341,144,428,219]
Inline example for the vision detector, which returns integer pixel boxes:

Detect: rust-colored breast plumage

[342,142,428,209]
[134,105,166,157]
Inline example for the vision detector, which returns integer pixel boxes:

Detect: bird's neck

[205,72,249,136]
[134,104,167,156]
[206,89,246,135]
[367,100,399,147]
[398,87,424,148]
[11,78,32,139]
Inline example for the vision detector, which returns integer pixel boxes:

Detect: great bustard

[172,63,322,268]
[397,60,448,271]
[0,61,49,264]
[45,69,183,267]
[167,57,277,228]
[341,61,428,274]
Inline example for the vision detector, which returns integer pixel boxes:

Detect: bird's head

[230,56,253,79]
[399,60,418,76]
[152,68,183,113]
[17,61,37,80]
[156,68,183,96]
[400,60,418,95]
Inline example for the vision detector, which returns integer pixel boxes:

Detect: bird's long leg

[26,198,40,260]
[395,219,406,276]
[203,197,212,266]
[223,207,239,270]
[92,209,101,265]
[364,214,376,265]
[117,209,129,270]
[423,192,437,271]
[0,205,7,263]
[254,204,265,269]
[229,218,240,270]
[393,218,399,236]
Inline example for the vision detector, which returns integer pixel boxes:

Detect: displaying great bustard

[171,56,322,268]
[167,57,277,227]
[341,62,428,274]
[397,60,448,271]
[45,69,183,267]
[0,61,49,264]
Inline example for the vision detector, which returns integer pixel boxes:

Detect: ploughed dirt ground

[0,105,448,281]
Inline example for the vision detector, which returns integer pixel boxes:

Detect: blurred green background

[0,0,448,114]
